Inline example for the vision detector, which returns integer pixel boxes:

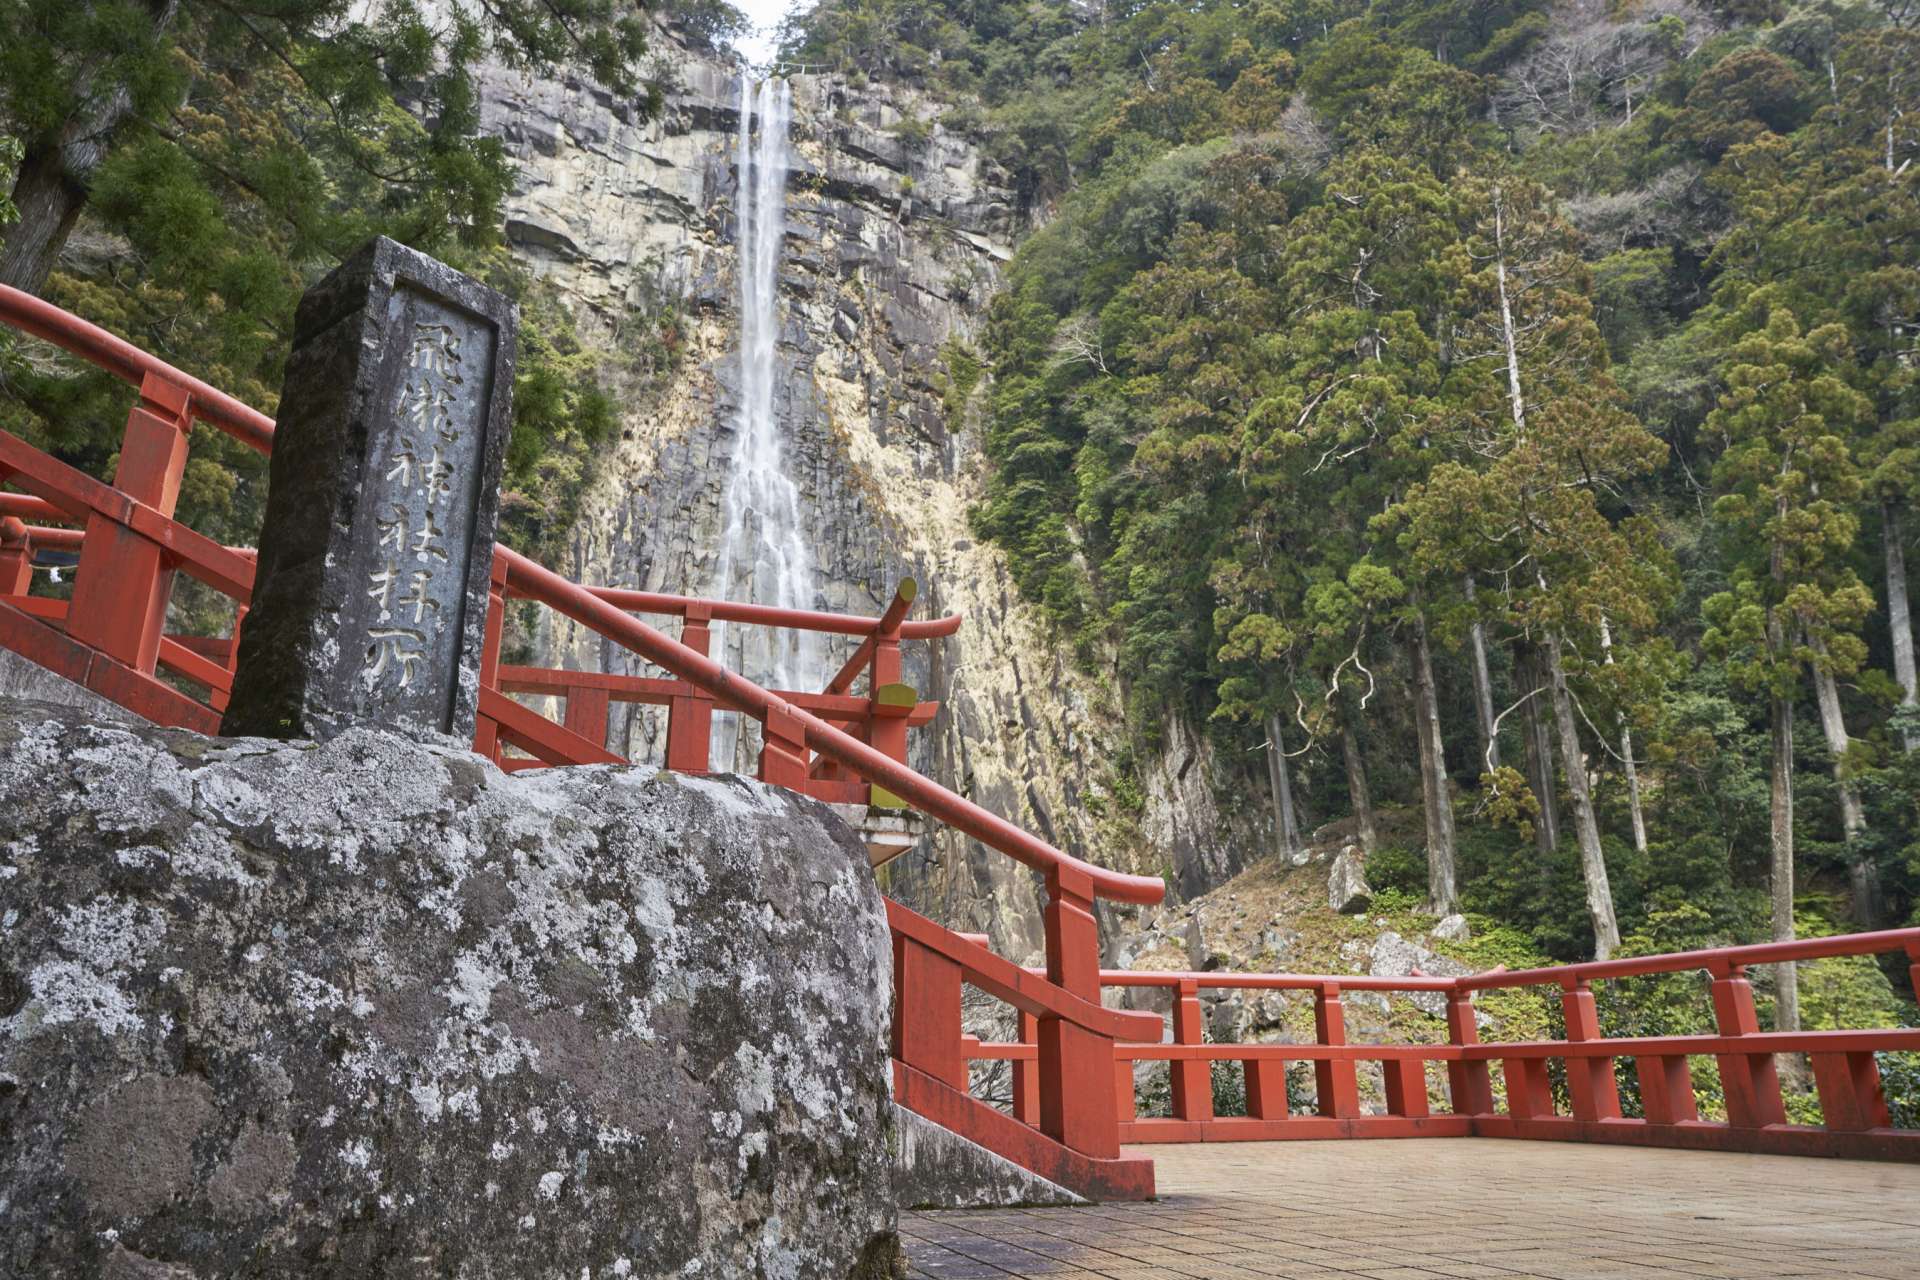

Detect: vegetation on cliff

[786,0,1920,1000]
[0,0,692,568]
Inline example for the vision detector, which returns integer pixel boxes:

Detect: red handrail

[540,582,962,640]
[1,285,276,453]
[1462,926,1920,989]
[496,546,1163,905]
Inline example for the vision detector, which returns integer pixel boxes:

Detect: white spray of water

[710,74,816,769]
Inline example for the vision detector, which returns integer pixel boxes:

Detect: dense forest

[784,0,1920,1009]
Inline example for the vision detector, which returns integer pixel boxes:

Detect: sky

[731,0,796,67]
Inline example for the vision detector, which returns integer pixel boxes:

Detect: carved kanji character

[409,322,463,378]
[366,628,426,687]
[399,570,441,625]
[368,559,402,619]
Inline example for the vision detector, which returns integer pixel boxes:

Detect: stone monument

[222,236,515,743]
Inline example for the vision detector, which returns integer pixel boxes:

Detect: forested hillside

[784,0,1920,1005]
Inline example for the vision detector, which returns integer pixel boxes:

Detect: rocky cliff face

[477,28,1270,956]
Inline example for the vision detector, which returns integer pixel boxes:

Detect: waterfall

[710,74,816,769]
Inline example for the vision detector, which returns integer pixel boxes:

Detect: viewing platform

[904,1139,1920,1279]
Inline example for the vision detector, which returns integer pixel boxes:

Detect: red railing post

[66,372,193,672]
[1709,963,1787,1128]
[891,933,966,1092]
[665,602,713,772]
[1037,863,1120,1158]
[473,557,507,762]
[1171,978,1213,1123]
[1314,983,1360,1119]
[1561,978,1622,1122]
[1446,987,1495,1116]
[1013,1010,1040,1125]
[0,517,32,595]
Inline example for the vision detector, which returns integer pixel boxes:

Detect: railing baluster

[892,934,966,1092]
[1383,1057,1429,1119]
[665,602,713,772]
[1245,1055,1289,1121]
[1637,1054,1699,1125]
[1314,983,1360,1119]
[1013,1010,1040,1125]
[1710,963,1787,1128]
[1504,1056,1555,1120]
[563,682,610,750]
[1038,863,1121,1159]
[1810,1051,1890,1133]
[67,372,193,672]
[1561,978,1622,1122]
[757,700,809,790]
[1446,987,1494,1116]
[1113,1054,1137,1125]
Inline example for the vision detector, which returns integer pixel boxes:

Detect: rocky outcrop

[477,28,1270,957]
[0,699,900,1279]
[1328,845,1372,914]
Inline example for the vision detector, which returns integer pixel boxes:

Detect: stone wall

[0,699,901,1279]
[479,27,1272,957]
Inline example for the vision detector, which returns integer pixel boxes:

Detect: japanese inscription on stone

[350,304,482,705]
[222,237,515,744]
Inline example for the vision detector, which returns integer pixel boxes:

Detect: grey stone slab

[893,1103,1086,1210]
[223,236,515,745]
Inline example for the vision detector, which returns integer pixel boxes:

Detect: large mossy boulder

[0,700,902,1279]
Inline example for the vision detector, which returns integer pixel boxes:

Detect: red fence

[0,283,1165,1200]
[9,284,1918,1197]
[961,929,1920,1163]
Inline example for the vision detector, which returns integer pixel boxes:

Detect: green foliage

[806,0,1920,958]
[0,0,658,568]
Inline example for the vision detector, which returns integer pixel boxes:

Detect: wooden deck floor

[901,1139,1920,1279]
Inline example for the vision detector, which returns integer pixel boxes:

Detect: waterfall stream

[710,75,816,769]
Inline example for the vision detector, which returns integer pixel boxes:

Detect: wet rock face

[478,30,1271,955]
[0,699,900,1279]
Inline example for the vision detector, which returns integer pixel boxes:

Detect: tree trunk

[1341,721,1377,854]
[1516,641,1561,855]
[1598,616,1647,857]
[1409,614,1459,914]
[1265,713,1303,862]
[0,144,93,295]
[1771,684,1799,1033]
[1888,500,1917,754]
[1466,575,1501,773]
[1806,631,1873,924]
[1542,626,1621,959]
[0,0,179,293]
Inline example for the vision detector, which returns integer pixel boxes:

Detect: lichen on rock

[0,697,902,1279]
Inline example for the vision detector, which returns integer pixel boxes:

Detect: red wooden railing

[0,283,1165,1199]
[963,929,1920,1163]
[10,283,1916,1197]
